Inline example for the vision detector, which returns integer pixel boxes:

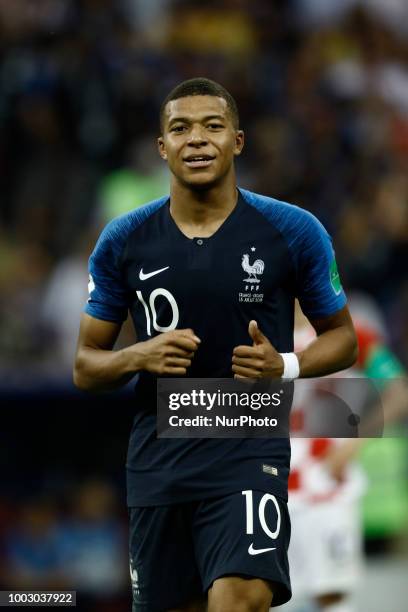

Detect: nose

[187,124,208,146]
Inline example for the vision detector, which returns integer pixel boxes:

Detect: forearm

[297,325,358,378]
[73,345,141,392]
[74,327,199,391]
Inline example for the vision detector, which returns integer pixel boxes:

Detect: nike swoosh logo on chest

[139,266,170,281]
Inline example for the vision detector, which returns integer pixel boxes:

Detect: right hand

[131,328,201,375]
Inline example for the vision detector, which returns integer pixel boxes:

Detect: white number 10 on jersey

[136,289,179,336]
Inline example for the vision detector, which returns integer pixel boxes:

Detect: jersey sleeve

[294,211,347,319]
[84,219,132,323]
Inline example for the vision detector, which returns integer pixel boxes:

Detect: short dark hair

[160,77,239,132]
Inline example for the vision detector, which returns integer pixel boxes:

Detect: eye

[170,125,187,133]
[207,123,223,130]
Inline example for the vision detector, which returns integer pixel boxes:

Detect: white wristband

[280,352,300,380]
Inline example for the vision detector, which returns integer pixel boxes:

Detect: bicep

[309,305,355,336]
[76,313,123,352]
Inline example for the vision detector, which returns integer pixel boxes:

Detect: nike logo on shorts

[139,266,170,280]
[248,543,276,555]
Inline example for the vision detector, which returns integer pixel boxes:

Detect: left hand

[232,320,284,379]
[324,439,364,483]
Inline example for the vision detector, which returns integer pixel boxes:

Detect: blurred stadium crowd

[0,1,407,610]
[0,477,129,611]
[1,0,408,376]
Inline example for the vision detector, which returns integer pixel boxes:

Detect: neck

[169,172,238,238]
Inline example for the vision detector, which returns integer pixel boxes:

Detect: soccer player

[73,78,358,612]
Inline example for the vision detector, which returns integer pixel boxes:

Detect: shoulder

[94,196,169,255]
[239,188,329,245]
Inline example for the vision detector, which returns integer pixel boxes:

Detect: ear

[157,136,167,160]
[234,130,244,156]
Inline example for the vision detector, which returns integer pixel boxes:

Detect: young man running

[74,78,357,611]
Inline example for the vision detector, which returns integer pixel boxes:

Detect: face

[158,95,244,189]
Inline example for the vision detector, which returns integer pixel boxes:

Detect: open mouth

[183,155,215,168]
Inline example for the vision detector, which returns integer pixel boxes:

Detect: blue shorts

[129,490,291,611]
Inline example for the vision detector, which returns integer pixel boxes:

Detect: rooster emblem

[242,253,265,283]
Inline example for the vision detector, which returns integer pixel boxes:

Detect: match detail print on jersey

[239,247,265,302]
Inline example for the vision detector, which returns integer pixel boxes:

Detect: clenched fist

[134,328,201,375]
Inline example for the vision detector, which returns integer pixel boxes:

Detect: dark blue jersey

[85,189,347,506]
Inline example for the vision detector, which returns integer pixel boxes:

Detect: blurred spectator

[56,480,127,596]
[165,1,257,56]
[97,137,169,223]
[0,237,53,378]
[1,498,66,590]
[295,0,408,37]
[40,235,92,372]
